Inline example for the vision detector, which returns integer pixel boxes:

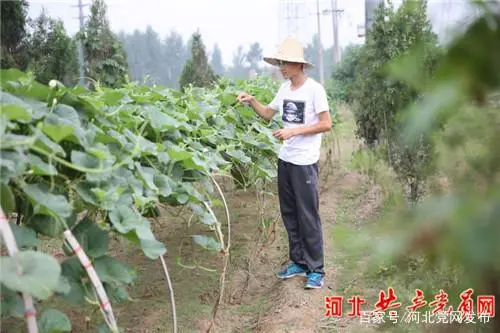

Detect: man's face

[278,60,303,79]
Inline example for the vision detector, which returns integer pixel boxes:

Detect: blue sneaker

[305,272,324,289]
[276,263,308,279]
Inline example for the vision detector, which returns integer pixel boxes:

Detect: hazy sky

[27,0,472,67]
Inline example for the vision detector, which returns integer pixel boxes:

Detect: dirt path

[249,167,378,333]
[210,106,383,333]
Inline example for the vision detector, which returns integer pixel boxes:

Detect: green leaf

[10,223,40,249]
[192,235,223,251]
[93,255,136,285]
[72,218,108,258]
[182,154,209,172]
[111,207,165,259]
[235,105,256,119]
[71,151,114,181]
[0,183,15,215]
[33,130,66,157]
[147,106,181,131]
[23,183,72,218]
[0,250,61,300]
[101,90,125,106]
[60,257,85,281]
[0,91,33,123]
[54,275,71,295]
[91,183,130,210]
[40,104,86,145]
[71,151,98,168]
[157,152,170,164]
[0,150,27,181]
[168,145,193,161]
[105,283,130,303]
[199,212,215,225]
[177,193,189,204]
[130,222,166,259]
[1,285,24,318]
[153,173,173,197]
[41,122,74,143]
[226,149,252,163]
[23,98,50,120]
[61,280,87,306]
[108,205,137,234]
[26,214,63,238]
[59,258,88,305]
[189,203,205,216]
[0,69,52,100]
[75,182,99,206]
[38,309,72,333]
[135,163,158,192]
[28,153,58,176]
[181,183,205,202]
[87,143,112,160]
[220,92,236,106]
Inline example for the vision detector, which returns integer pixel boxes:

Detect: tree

[351,0,441,201]
[1,0,29,69]
[142,25,163,84]
[330,44,363,103]
[210,43,225,76]
[82,0,129,88]
[163,30,187,88]
[26,10,78,85]
[179,31,217,90]
[119,29,146,82]
[246,42,263,73]
[227,45,247,80]
[118,28,188,88]
[303,34,333,83]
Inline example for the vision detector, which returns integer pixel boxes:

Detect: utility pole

[323,0,344,65]
[315,0,325,85]
[73,0,88,87]
[365,0,382,32]
[332,0,340,64]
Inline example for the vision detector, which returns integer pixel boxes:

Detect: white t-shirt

[268,77,329,165]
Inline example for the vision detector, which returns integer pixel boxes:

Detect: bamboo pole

[0,207,39,333]
[63,230,118,331]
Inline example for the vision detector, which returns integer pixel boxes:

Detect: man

[236,37,332,289]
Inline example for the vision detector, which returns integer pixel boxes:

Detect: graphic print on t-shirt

[282,99,305,124]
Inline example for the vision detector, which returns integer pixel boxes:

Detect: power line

[322,0,344,65]
[315,0,325,85]
[280,0,306,42]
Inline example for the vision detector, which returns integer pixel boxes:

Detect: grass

[324,106,487,333]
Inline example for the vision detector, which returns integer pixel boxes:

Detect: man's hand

[273,128,296,140]
[236,92,276,121]
[236,92,255,104]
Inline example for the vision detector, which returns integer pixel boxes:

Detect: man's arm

[237,92,277,121]
[292,83,333,135]
[248,99,277,121]
[293,111,332,135]
[272,111,332,140]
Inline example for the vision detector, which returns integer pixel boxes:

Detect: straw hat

[263,37,314,68]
